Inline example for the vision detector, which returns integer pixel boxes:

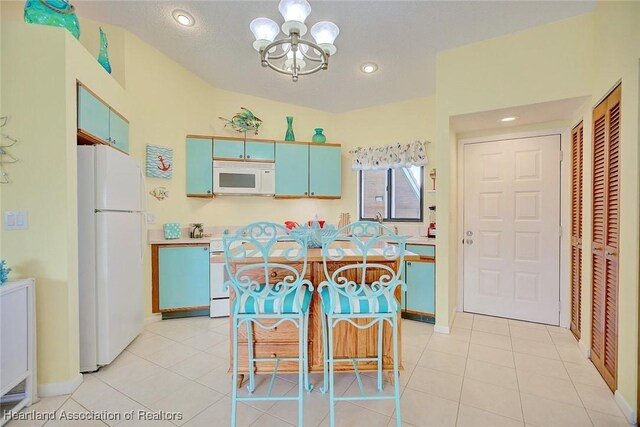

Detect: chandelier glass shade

[249,0,339,82]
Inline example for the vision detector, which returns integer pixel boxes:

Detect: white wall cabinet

[1,279,36,426]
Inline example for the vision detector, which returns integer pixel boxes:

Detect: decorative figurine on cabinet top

[312,128,326,143]
[219,107,263,135]
[284,116,295,141]
[0,260,12,284]
[97,27,112,74]
[24,0,80,39]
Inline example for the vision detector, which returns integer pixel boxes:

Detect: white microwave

[213,160,275,195]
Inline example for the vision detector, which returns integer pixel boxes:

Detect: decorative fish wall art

[219,107,263,135]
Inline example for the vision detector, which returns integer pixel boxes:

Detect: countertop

[148,234,437,246]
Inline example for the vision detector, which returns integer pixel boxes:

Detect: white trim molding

[614,390,636,425]
[37,373,83,397]
[578,339,591,358]
[144,313,162,325]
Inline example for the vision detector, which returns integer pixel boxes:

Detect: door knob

[466,239,473,245]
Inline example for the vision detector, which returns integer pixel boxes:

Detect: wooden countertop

[212,241,420,263]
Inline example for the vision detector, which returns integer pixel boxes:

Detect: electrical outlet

[4,210,28,230]
[146,212,156,224]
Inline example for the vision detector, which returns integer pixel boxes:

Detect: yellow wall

[335,96,437,224]
[436,5,640,418]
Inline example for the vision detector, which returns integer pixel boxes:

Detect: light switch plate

[4,210,28,230]
[146,212,156,224]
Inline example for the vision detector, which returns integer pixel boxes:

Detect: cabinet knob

[304,192,308,195]
[311,192,315,195]
[203,247,208,251]
[239,154,243,158]
[207,190,211,194]
[270,271,277,277]
[408,262,412,266]
[246,155,251,159]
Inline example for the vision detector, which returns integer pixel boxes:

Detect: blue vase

[24,0,80,39]
[285,116,295,141]
[97,27,112,74]
[312,128,326,143]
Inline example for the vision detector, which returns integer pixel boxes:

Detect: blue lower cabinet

[158,245,210,310]
[403,244,435,322]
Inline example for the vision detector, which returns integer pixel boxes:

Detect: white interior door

[463,135,561,325]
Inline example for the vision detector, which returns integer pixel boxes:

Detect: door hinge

[558,300,561,313]
[559,226,562,237]
[559,150,563,162]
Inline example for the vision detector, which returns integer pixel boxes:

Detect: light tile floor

[8,313,630,426]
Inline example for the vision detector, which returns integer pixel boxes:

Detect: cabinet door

[309,145,341,197]
[213,139,244,160]
[158,246,210,310]
[405,261,435,315]
[275,143,309,196]
[245,141,275,161]
[407,244,435,257]
[78,85,110,142]
[109,110,129,153]
[186,138,213,196]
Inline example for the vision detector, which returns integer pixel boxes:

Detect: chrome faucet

[374,212,383,224]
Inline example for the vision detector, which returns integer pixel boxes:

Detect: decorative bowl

[289,224,337,248]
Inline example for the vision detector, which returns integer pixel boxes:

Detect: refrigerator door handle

[140,212,146,260]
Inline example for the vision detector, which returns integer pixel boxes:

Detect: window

[359,166,424,222]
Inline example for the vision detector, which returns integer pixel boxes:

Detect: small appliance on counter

[190,223,204,238]
[427,205,436,238]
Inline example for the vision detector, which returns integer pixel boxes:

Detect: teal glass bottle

[97,27,112,74]
[285,116,295,141]
[24,0,80,39]
[312,128,326,143]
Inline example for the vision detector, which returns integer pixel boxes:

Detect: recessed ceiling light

[361,63,378,74]
[172,10,195,27]
[500,116,519,122]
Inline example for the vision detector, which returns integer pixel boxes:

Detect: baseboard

[578,339,591,358]
[434,325,450,334]
[37,373,83,397]
[144,313,162,325]
[614,390,636,425]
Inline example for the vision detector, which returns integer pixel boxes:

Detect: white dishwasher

[209,237,229,317]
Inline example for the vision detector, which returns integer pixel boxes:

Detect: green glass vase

[312,128,326,143]
[97,27,112,74]
[24,0,80,39]
[285,116,295,141]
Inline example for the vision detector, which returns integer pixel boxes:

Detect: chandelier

[249,0,339,82]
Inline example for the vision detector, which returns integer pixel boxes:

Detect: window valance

[349,140,429,170]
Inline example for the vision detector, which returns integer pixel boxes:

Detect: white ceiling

[74,0,595,113]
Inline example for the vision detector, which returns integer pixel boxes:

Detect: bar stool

[318,221,406,427]
[223,222,313,427]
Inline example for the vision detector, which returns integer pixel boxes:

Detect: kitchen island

[217,242,420,386]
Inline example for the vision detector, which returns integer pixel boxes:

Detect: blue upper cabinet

[309,145,341,198]
[186,138,213,196]
[213,139,244,160]
[78,85,110,142]
[77,83,130,154]
[245,140,275,161]
[275,143,309,196]
[109,110,129,154]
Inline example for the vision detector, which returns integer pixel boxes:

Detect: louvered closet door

[570,122,583,339]
[591,84,621,392]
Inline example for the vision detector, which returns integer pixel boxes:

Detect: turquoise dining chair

[318,221,406,427]
[223,222,313,427]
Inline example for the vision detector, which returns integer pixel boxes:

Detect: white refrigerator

[78,145,145,372]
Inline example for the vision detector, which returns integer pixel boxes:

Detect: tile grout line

[510,323,527,425]
[453,315,472,426]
